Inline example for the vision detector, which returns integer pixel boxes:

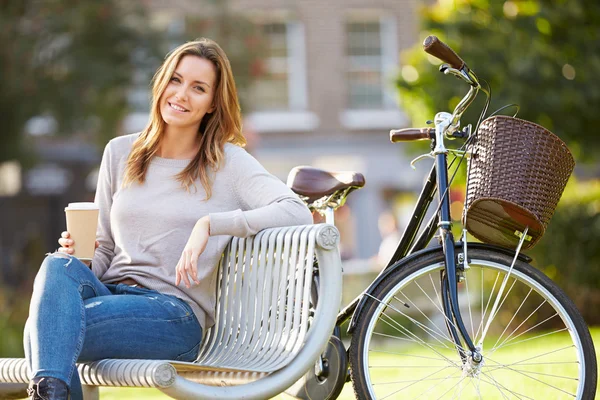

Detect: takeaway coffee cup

[64,202,99,261]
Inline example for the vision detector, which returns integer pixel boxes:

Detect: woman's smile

[168,102,189,113]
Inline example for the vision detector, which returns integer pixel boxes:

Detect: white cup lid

[65,202,99,211]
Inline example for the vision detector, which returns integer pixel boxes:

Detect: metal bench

[0,223,342,399]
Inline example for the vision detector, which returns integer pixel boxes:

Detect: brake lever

[410,153,435,170]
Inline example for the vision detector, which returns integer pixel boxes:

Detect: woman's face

[159,55,217,131]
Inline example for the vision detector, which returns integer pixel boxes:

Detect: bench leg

[82,385,99,400]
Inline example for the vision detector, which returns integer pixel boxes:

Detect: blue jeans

[24,254,202,400]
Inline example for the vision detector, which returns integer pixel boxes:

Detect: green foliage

[0,0,161,162]
[396,0,600,160]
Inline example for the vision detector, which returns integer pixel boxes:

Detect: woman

[23,38,313,400]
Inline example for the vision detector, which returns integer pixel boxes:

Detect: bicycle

[285,36,597,400]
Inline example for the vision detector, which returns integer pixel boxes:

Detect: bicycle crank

[284,335,348,400]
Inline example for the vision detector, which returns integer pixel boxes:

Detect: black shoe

[27,377,70,400]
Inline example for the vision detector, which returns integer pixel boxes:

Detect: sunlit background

[1,0,599,398]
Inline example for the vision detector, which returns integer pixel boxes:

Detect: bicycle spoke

[396,290,451,342]
[501,361,579,366]
[479,275,518,347]
[378,365,459,400]
[370,365,454,369]
[480,267,483,343]
[411,369,464,400]
[491,327,567,353]
[370,349,457,362]
[491,288,533,351]
[493,312,559,352]
[415,278,465,344]
[485,346,576,369]
[470,376,483,399]
[479,371,532,400]
[367,295,461,367]
[491,299,547,351]
[370,371,456,385]
[484,357,578,397]
[478,227,529,346]
[428,273,443,307]
[448,374,469,400]
[373,331,449,350]
[378,307,456,356]
[376,311,454,356]
[475,269,500,343]
[480,371,511,400]
[464,276,475,340]
[392,294,466,351]
[480,277,518,343]
[499,368,579,381]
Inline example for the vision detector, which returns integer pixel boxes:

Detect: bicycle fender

[346,242,532,334]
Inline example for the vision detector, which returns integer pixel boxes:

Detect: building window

[345,15,397,110]
[251,23,289,110]
[249,21,308,112]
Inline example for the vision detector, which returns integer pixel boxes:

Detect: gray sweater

[92,133,313,330]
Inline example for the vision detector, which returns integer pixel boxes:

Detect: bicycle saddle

[286,166,365,203]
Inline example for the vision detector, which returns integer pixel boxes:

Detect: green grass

[97,327,600,399]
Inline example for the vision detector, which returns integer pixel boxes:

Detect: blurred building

[134,0,427,259]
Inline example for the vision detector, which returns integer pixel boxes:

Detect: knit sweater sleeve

[208,146,313,238]
[91,141,116,278]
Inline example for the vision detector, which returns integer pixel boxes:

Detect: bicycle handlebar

[390,127,434,142]
[423,35,467,71]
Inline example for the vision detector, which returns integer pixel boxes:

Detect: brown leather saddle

[287,166,366,204]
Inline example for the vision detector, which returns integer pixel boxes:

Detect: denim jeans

[23,254,202,400]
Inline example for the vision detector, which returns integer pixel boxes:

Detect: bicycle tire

[349,247,597,400]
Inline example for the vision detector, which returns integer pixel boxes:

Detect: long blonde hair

[122,38,246,198]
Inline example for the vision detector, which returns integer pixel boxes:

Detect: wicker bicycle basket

[463,115,574,250]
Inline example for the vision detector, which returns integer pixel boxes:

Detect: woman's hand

[58,231,99,266]
[176,216,210,289]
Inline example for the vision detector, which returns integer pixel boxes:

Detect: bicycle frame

[339,74,485,359]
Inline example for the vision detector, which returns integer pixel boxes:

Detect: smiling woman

[22,38,313,400]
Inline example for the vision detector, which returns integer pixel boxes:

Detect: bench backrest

[196,225,320,373]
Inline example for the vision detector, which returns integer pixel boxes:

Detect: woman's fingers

[58,238,74,247]
[190,254,200,284]
[95,240,100,249]
[58,233,74,254]
[175,250,200,289]
[175,258,182,286]
[181,252,192,289]
[176,249,202,289]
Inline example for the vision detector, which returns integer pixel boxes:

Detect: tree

[396,0,600,160]
[0,1,160,164]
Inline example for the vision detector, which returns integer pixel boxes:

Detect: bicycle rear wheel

[349,248,596,400]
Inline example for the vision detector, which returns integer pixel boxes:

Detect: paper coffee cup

[64,202,99,261]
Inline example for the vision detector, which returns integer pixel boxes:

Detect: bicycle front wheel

[349,248,596,400]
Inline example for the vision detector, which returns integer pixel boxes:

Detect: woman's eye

[170,77,180,83]
[195,86,205,92]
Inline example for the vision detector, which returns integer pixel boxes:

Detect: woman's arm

[176,146,312,288]
[209,147,313,238]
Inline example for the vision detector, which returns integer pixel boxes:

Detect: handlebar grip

[423,35,465,70]
[390,128,434,143]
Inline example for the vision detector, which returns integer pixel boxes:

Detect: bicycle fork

[433,112,482,364]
